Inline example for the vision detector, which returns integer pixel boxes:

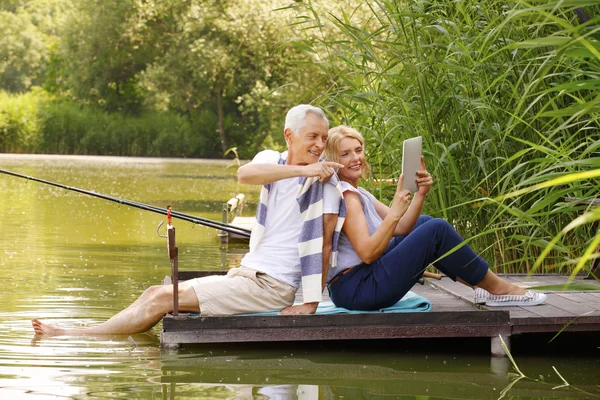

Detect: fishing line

[0,168,252,238]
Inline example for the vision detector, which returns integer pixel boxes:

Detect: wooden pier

[160,271,600,355]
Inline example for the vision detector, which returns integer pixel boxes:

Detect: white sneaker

[485,291,547,307]
[474,288,489,304]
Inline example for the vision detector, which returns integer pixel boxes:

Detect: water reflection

[156,344,598,399]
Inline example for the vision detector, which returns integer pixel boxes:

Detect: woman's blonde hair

[325,125,370,176]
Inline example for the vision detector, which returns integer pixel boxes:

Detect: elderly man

[32,104,342,336]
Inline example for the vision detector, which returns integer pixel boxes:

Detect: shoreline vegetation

[1,0,599,275]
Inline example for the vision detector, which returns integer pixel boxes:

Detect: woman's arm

[373,193,426,236]
[343,176,411,264]
[373,156,434,236]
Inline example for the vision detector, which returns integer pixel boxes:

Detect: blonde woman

[322,125,546,310]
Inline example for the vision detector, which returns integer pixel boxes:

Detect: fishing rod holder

[158,206,179,317]
[156,221,167,238]
[167,223,179,316]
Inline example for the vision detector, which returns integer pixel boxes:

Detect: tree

[0,10,47,92]
[139,0,310,156]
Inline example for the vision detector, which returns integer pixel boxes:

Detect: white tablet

[402,136,422,193]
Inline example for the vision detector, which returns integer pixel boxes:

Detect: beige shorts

[190,266,297,316]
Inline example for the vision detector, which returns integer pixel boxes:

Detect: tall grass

[0,88,47,153]
[290,0,600,274]
[38,101,204,157]
[0,90,218,157]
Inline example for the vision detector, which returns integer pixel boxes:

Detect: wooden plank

[163,310,510,331]
[503,275,556,286]
[543,275,599,284]
[544,294,599,316]
[552,293,600,315]
[161,323,511,344]
[411,282,476,311]
[506,307,542,320]
[514,301,576,318]
[511,275,600,291]
[554,292,600,303]
[511,319,600,334]
[427,277,477,304]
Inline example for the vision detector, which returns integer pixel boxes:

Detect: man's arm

[321,214,337,290]
[238,161,344,185]
[238,163,306,185]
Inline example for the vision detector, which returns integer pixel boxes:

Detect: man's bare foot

[31,318,65,336]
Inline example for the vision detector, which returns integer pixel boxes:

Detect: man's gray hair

[284,104,328,135]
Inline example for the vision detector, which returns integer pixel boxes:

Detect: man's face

[286,113,329,165]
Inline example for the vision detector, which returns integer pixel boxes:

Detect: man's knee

[177,281,201,312]
[144,285,163,296]
[148,285,174,312]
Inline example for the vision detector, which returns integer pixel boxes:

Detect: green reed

[290,0,600,274]
[0,91,217,158]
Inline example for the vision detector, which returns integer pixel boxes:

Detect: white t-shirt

[240,150,304,287]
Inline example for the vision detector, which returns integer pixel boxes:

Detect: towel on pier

[239,291,431,316]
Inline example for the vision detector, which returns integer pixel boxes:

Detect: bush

[0,88,47,152]
[0,89,213,157]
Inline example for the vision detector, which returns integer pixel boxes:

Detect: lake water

[0,154,598,399]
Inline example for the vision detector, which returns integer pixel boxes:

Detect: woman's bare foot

[505,286,527,296]
[31,318,65,336]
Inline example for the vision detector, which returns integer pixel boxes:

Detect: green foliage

[0,89,45,151]
[291,0,600,273]
[0,89,218,157]
[0,9,47,91]
[56,0,153,112]
[38,98,207,157]
[0,0,364,159]
[137,0,310,155]
[0,0,73,92]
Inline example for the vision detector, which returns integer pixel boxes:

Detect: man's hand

[303,161,344,182]
[279,302,319,315]
[416,156,433,196]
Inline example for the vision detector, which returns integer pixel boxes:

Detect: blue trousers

[328,215,489,310]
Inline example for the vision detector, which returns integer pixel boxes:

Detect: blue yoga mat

[239,290,431,316]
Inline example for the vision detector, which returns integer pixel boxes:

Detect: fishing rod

[0,168,252,238]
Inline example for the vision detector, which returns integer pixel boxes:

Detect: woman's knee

[421,217,452,231]
[418,215,433,224]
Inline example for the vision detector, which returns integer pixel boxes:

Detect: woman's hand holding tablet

[402,136,422,193]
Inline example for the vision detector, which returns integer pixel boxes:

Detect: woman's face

[337,137,365,182]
